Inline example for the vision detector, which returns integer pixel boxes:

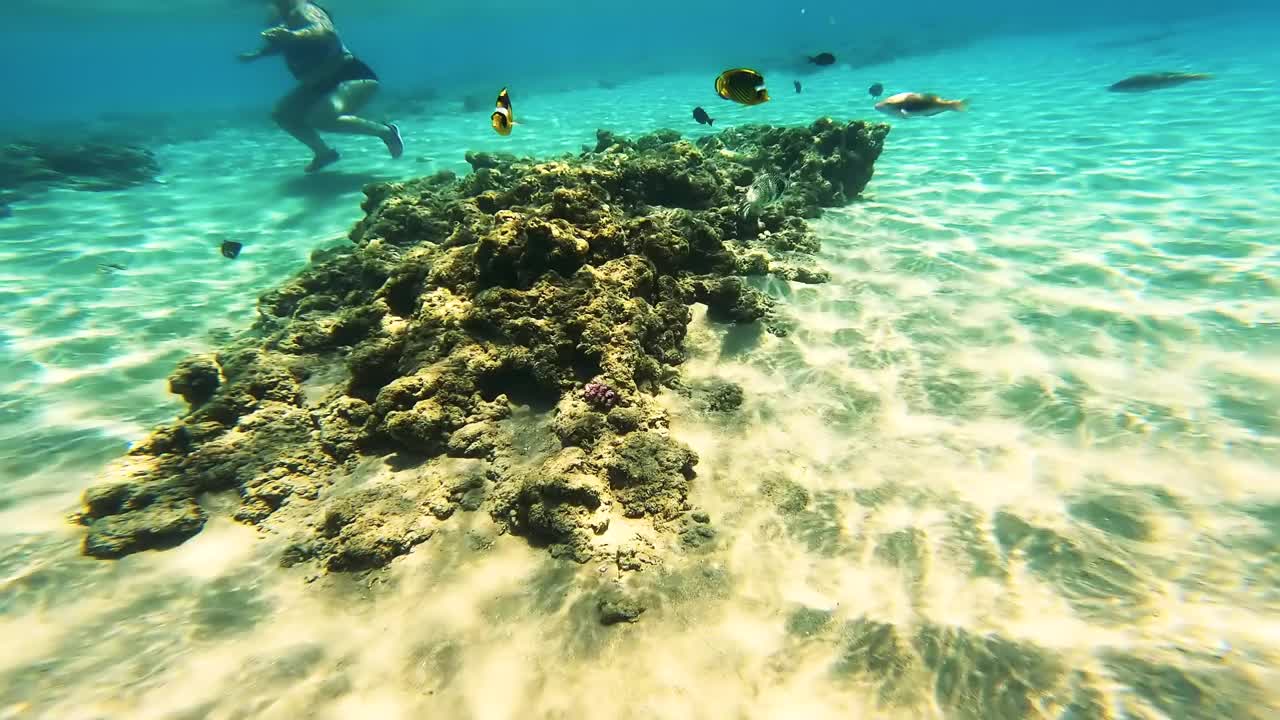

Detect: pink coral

[583,381,620,410]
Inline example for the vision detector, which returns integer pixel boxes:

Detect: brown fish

[874,92,968,118]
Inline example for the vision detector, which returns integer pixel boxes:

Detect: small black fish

[1094,30,1176,50]
[869,83,884,98]
[221,241,243,259]
[794,80,802,94]
[98,263,127,273]
[808,52,836,66]
[692,106,714,126]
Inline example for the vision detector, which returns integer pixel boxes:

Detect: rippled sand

[2,15,1279,720]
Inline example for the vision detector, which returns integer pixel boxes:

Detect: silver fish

[739,173,785,219]
[875,92,968,118]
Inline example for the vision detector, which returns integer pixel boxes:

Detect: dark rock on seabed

[597,589,647,625]
[76,118,889,568]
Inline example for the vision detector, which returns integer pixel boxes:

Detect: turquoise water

[2,6,1279,719]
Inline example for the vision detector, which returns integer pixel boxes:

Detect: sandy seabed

[2,14,1280,720]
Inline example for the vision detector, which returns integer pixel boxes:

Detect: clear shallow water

[2,14,1279,719]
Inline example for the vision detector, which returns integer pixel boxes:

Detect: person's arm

[237,44,281,62]
[238,7,290,62]
[263,5,335,46]
[240,6,335,65]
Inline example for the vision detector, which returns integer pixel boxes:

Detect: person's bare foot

[305,148,340,173]
[382,124,404,159]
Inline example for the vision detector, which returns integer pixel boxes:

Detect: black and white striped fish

[739,173,785,218]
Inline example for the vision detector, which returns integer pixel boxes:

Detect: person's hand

[261,26,293,44]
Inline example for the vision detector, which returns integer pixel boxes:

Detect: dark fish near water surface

[98,263,127,273]
[794,80,802,94]
[0,204,11,219]
[491,88,515,135]
[692,107,714,126]
[1108,72,1212,92]
[1094,30,1176,50]
[875,92,968,118]
[221,241,243,259]
[715,68,770,106]
[808,52,836,66]
[868,82,884,98]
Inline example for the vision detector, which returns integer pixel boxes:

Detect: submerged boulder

[167,355,221,409]
[77,119,889,568]
[79,475,206,559]
[603,432,698,520]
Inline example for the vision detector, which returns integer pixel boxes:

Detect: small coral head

[583,381,620,409]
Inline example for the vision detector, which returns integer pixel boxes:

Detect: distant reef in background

[0,140,161,205]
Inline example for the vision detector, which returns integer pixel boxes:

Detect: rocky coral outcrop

[77,118,888,568]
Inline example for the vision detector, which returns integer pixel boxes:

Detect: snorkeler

[239,0,403,173]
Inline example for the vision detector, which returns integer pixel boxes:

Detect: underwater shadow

[718,323,765,360]
[276,171,387,203]
[0,569,273,709]
[385,452,429,472]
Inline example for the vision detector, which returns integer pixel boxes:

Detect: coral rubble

[76,118,888,570]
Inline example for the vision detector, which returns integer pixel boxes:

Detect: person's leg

[306,80,403,158]
[272,85,332,159]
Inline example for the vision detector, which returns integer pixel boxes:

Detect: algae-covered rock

[773,263,832,284]
[446,421,503,458]
[491,449,612,563]
[684,275,775,325]
[552,407,608,449]
[81,478,206,559]
[315,396,373,461]
[606,406,645,434]
[284,486,434,572]
[168,355,221,408]
[678,515,717,551]
[78,119,889,567]
[690,378,745,413]
[597,589,646,625]
[384,400,460,454]
[615,541,658,571]
[603,432,698,520]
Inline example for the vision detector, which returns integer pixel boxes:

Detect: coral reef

[76,118,888,570]
[0,140,161,201]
